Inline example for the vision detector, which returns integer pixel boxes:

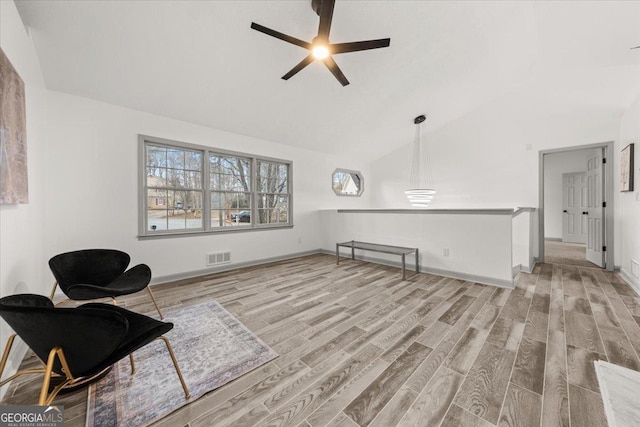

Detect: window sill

[137,224,294,240]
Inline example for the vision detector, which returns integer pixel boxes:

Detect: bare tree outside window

[140,135,292,237]
[210,154,251,228]
[257,160,289,224]
[146,144,203,231]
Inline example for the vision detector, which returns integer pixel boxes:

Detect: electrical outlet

[443,248,450,257]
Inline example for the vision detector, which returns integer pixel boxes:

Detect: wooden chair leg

[147,287,164,319]
[39,347,74,406]
[129,354,136,375]
[49,281,58,300]
[0,334,49,389]
[0,334,17,381]
[157,336,189,399]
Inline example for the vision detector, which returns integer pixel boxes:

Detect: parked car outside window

[230,211,251,223]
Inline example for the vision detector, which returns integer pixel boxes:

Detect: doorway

[538,142,614,270]
[544,240,599,267]
[562,172,587,244]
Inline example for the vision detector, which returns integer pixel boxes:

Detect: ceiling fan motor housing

[311,0,323,16]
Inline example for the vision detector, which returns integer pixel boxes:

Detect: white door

[586,149,605,267]
[562,172,587,244]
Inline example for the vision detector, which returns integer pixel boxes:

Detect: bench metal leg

[336,244,340,265]
[402,254,406,280]
[415,249,420,273]
[351,247,355,260]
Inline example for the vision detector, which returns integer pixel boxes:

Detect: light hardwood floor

[544,240,599,268]
[3,253,640,426]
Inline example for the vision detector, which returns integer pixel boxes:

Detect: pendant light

[405,114,435,207]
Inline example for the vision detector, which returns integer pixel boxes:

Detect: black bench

[336,240,419,280]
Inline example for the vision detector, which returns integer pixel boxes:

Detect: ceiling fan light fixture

[312,45,330,59]
[250,0,390,86]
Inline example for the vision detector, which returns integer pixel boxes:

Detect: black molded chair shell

[49,249,151,300]
[0,294,171,378]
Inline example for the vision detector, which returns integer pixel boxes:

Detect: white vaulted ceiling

[15,1,640,160]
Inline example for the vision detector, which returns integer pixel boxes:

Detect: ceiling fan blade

[282,55,315,80]
[318,0,336,40]
[331,38,391,54]
[323,56,349,86]
[631,46,640,49]
[251,22,311,50]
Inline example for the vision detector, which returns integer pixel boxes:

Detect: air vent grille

[206,251,231,267]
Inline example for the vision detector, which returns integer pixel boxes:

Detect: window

[257,160,290,224]
[210,154,252,228]
[145,144,203,232]
[140,135,292,236]
[332,169,364,196]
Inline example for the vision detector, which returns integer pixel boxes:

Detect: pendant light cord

[409,120,434,189]
[410,124,421,189]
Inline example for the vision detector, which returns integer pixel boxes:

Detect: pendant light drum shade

[406,114,436,207]
[405,188,436,207]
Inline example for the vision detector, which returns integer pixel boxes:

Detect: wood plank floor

[3,253,640,426]
[544,240,600,268]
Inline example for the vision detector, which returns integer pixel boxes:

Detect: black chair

[0,294,189,405]
[48,249,163,319]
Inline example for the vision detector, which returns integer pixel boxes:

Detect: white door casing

[586,149,605,267]
[562,172,587,244]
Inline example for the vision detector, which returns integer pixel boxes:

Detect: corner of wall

[0,0,49,399]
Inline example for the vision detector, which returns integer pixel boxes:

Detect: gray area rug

[86,301,278,427]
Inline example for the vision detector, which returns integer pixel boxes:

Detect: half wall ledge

[320,207,538,288]
[338,208,516,215]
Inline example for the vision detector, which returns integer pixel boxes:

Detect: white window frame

[138,135,293,238]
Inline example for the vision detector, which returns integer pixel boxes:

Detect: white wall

[319,210,514,287]
[44,91,370,280]
[369,94,619,210]
[0,0,49,393]
[543,149,591,239]
[367,92,622,264]
[618,93,640,289]
[512,210,535,273]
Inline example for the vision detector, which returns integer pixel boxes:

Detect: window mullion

[251,157,257,228]
[203,149,211,230]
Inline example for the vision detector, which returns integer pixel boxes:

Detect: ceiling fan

[250,0,390,86]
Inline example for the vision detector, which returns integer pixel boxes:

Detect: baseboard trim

[619,267,640,297]
[512,265,521,278]
[512,263,535,277]
[319,249,514,289]
[424,266,514,289]
[544,237,563,242]
[152,248,516,290]
[150,249,321,286]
